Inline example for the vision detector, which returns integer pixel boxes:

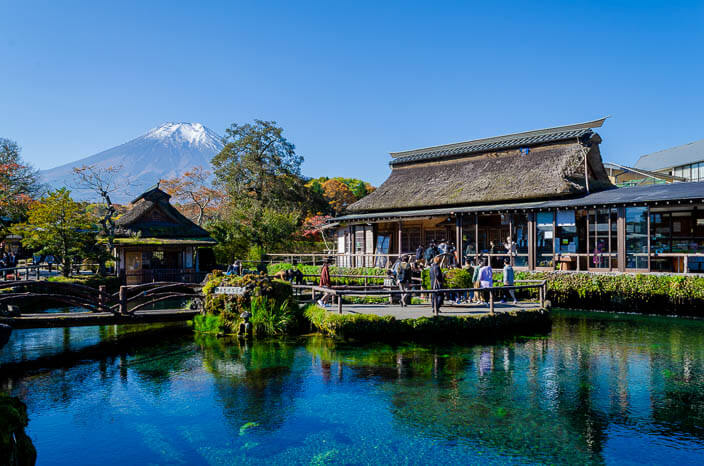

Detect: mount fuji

[40,122,224,203]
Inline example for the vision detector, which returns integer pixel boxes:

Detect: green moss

[0,394,36,465]
[303,304,550,342]
[199,273,300,336]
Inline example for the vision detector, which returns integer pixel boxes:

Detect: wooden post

[455,214,462,265]
[475,214,479,260]
[617,207,626,272]
[337,295,342,314]
[489,289,494,314]
[398,222,403,257]
[98,285,106,311]
[539,283,545,309]
[119,286,127,315]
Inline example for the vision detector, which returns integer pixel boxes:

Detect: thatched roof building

[349,118,613,213]
[114,184,215,284]
[115,184,214,243]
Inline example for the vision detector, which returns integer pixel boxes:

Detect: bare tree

[72,165,125,274]
[161,166,223,226]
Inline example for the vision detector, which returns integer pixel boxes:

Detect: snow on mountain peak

[145,122,220,149]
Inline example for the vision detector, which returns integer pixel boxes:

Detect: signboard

[214,286,246,296]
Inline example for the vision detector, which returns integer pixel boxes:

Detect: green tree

[212,120,303,209]
[11,188,95,277]
[211,120,312,253]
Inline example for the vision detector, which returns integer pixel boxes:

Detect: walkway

[329,301,541,319]
[0,308,199,329]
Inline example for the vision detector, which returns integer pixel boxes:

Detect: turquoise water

[3,311,704,465]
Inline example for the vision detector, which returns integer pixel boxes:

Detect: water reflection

[2,311,704,464]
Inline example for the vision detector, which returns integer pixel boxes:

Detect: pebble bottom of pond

[3,310,704,465]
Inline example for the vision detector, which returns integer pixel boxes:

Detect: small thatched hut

[114,184,216,284]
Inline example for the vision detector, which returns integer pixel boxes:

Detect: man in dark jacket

[396,255,412,307]
[415,245,424,262]
[429,256,444,316]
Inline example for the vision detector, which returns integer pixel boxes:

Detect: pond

[2,310,704,465]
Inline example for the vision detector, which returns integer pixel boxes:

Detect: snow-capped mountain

[40,122,223,203]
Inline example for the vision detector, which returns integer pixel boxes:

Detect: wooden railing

[293,279,547,315]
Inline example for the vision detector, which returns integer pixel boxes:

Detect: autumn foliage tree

[321,178,357,215]
[0,139,41,235]
[160,167,223,225]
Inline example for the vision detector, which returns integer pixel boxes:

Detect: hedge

[267,263,388,285]
[514,271,704,316]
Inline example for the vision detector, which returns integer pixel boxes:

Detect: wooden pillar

[455,214,463,264]
[474,214,479,260]
[647,206,651,272]
[617,207,626,272]
[398,222,403,256]
[527,213,535,270]
[552,211,557,269]
[489,288,494,314]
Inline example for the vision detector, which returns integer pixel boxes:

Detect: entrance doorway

[125,251,142,285]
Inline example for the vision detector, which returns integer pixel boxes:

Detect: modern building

[634,138,704,183]
[113,184,217,284]
[331,119,704,273]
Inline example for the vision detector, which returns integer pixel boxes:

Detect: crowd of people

[224,235,521,314]
[0,251,18,269]
[393,236,520,314]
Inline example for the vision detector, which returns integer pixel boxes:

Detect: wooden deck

[0,308,199,329]
[325,301,541,319]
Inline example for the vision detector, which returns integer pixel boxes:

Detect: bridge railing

[0,280,202,316]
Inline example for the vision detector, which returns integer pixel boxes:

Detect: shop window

[536,212,554,267]
[626,207,648,269]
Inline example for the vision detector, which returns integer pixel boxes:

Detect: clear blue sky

[2,0,703,185]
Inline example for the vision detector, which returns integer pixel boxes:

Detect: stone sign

[213,286,246,296]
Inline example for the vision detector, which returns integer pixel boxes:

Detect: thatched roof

[349,121,613,213]
[115,185,214,241]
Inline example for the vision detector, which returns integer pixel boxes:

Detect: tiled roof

[334,182,704,223]
[634,138,704,171]
[389,117,607,166]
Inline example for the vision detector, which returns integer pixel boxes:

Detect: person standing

[472,256,483,304]
[397,255,411,307]
[429,256,444,316]
[415,244,424,262]
[504,236,517,266]
[500,257,517,304]
[317,260,332,307]
[424,241,436,265]
[478,257,493,307]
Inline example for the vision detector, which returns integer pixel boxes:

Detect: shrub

[267,263,388,286]
[199,273,301,336]
[47,275,121,292]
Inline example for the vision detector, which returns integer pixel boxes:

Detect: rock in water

[0,323,11,350]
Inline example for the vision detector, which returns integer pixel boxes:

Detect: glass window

[588,209,610,269]
[556,210,578,255]
[512,213,529,267]
[626,207,648,269]
[536,212,554,268]
[650,212,671,253]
